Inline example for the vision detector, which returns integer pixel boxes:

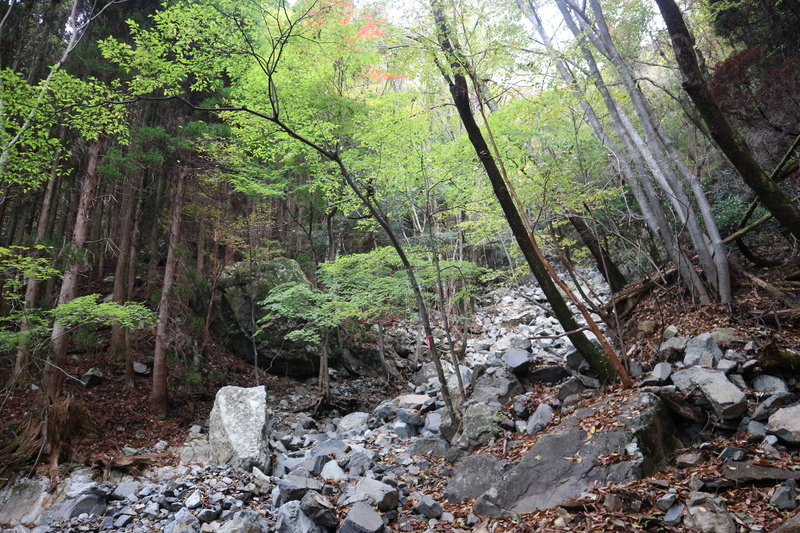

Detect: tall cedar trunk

[123,191,144,388]
[431,1,625,383]
[109,173,143,363]
[13,146,61,382]
[150,167,189,419]
[654,0,800,241]
[42,137,105,401]
[568,214,628,294]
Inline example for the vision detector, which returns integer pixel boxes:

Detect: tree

[427,0,630,385]
[654,0,800,243]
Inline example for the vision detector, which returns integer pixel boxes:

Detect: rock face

[473,393,679,517]
[215,258,322,379]
[209,386,271,472]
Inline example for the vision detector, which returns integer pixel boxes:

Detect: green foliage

[50,295,156,331]
[0,246,61,300]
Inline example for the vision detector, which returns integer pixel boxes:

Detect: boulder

[683,492,736,533]
[671,367,747,419]
[767,405,800,445]
[752,374,789,393]
[275,500,324,533]
[473,392,679,517]
[337,412,370,437]
[343,478,399,512]
[526,404,553,436]
[165,508,201,533]
[339,501,384,533]
[218,510,270,533]
[0,476,54,526]
[651,362,672,383]
[684,333,723,367]
[771,480,798,511]
[414,494,443,519]
[215,258,322,378]
[469,368,524,405]
[504,348,533,374]
[209,386,271,471]
[300,491,338,528]
[444,454,510,503]
[277,475,324,505]
[447,403,502,463]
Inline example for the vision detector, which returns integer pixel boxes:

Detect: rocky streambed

[3,269,800,532]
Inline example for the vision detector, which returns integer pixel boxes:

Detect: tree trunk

[432,0,628,384]
[12,145,62,383]
[654,0,800,242]
[149,167,189,419]
[109,173,143,364]
[568,214,628,294]
[42,136,105,401]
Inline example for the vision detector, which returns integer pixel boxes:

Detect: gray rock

[81,367,103,388]
[473,393,679,517]
[771,480,798,511]
[469,368,524,405]
[209,385,271,472]
[133,361,149,375]
[511,337,532,350]
[662,325,679,340]
[277,475,324,505]
[671,367,747,419]
[767,405,800,445]
[396,394,430,410]
[423,412,443,434]
[339,501,384,533]
[659,336,688,352]
[444,454,510,503]
[711,328,741,347]
[752,374,789,393]
[0,476,51,526]
[346,452,374,477]
[110,481,141,501]
[565,349,590,372]
[41,494,107,524]
[275,500,323,533]
[656,493,677,512]
[217,258,330,379]
[504,348,533,374]
[663,503,684,526]
[300,491,338,528]
[345,478,399,511]
[396,409,422,426]
[557,377,586,401]
[373,399,396,421]
[683,492,735,533]
[716,359,737,374]
[414,494,442,519]
[165,508,201,533]
[407,437,447,457]
[752,393,795,421]
[338,412,370,436]
[320,460,347,482]
[526,404,553,436]
[391,421,417,438]
[684,333,723,367]
[447,403,502,462]
[218,510,270,533]
[651,362,672,382]
[185,488,203,509]
[747,420,767,436]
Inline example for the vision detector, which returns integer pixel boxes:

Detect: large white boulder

[209,386,271,471]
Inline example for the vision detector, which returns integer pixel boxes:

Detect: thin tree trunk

[42,136,105,401]
[654,0,800,241]
[150,167,189,419]
[568,214,628,294]
[13,145,61,382]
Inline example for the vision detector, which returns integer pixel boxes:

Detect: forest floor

[1,247,800,531]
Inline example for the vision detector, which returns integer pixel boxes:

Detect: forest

[1,0,800,529]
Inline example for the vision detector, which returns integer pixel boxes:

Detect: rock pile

[3,271,800,532]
